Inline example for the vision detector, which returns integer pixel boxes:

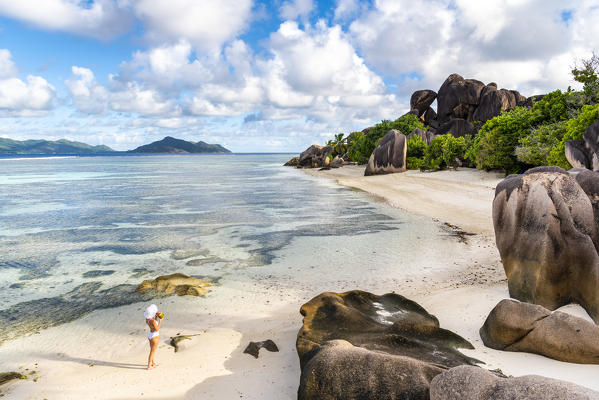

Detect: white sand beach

[2,166,599,399]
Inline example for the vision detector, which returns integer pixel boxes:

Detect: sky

[0,0,597,152]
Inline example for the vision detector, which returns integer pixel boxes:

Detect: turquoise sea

[0,154,417,344]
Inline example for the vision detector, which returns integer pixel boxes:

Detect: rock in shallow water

[480,299,599,364]
[135,273,211,297]
[430,365,599,400]
[296,291,480,400]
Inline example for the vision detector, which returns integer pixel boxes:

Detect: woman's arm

[156,317,163,330]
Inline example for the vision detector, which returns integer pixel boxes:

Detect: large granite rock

[436,74,485,123]
[566,121,599,171]
[364,129,407,176]
[136,273,211,297]
[472,85,517,122]
[430,365,599,400]
[297,291,480,400]
[283,156,299,167]
[299,340,444,400]
[436,118,475,138]
[480,299,599,364]
[297,145,333,168]
[566,140,591,169]
[571,168,599,225]
[493,170,599,322]
[423,106,437,125]
[410,89,437,117]
[408,128,436,146]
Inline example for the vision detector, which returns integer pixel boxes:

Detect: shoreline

[2,166,599,398]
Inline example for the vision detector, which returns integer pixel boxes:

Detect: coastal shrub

[406,156,424,170]
[406,134,427,158]
[346,131,370,164]
[468,107,532,173]
[516,121,567,166]
[326,133,348,157]
[528,90,568,124]
[346,114,426,164]
[421,134,468,171]
[547,104,599,168]
[571,52,599,104]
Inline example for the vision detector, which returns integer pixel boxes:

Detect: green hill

[128,136,231,154]
[0,138,115,154]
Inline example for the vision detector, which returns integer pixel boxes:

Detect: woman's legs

[147,337,159,370]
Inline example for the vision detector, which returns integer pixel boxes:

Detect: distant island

[0,138,114,155]
[0,136,230,155]
[128,136,231,154]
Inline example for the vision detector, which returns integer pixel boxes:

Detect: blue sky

[0,0,595,152]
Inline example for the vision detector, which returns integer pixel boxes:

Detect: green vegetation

[326,133,348,157]
[325,53,599,174]
[344,114,425,165]
[421,134,470,171]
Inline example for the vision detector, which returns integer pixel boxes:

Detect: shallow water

[0,155,409,341]
[0,154,471,345]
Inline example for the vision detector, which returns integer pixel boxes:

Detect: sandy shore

[2,166,599,399]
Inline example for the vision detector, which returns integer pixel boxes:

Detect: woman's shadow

[32,351,147,370]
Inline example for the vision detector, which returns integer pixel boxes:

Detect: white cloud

[334,0,360,21]
[0,49,55,116]
[0,0,131,39]
[134,0,253,51]
[0,49,17,79]
[347,0,598,96]
[279,0,314,20]
[109,80,180,117]
[66,66,108,114]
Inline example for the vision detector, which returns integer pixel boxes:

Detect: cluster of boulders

[284,144,353,169]
[285,73,542,176]
[295,290,599,399]
[297,291,479,399]
[410,74,533,139]
[566,120,599,171]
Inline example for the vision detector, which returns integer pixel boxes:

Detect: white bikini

[147,319,159,339]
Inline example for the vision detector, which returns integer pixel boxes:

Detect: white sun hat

[144,304,158,319]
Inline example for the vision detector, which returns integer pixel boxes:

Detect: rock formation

[364,129,407,176]
[408,128,436,146]
[283,156,299,166]
[297,145,333,168]
[243,340,279,358]
[566,121,599,171]
[430,365,599,400]
[492,168,599,322]
[299,340,444,400]
[409,74,540,137]
[410,89,437,117]
[480,299,599,364]
[296,291,480,399]
[136,273,211,297]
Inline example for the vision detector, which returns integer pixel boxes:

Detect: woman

[144,304,163,370]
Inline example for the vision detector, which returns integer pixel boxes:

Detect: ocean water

[0,155,402,342]
[0,154,471,345]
